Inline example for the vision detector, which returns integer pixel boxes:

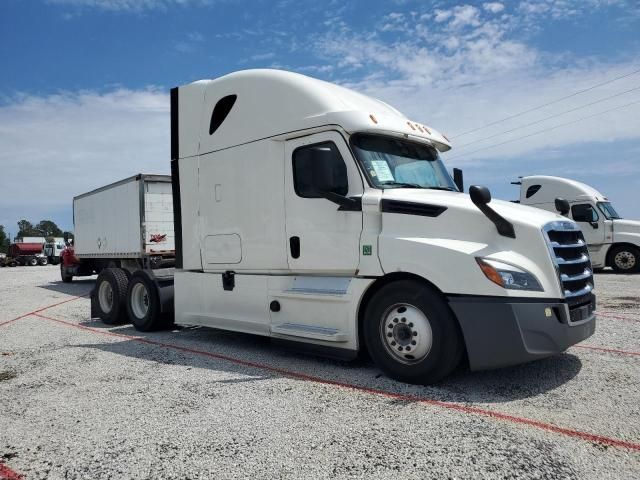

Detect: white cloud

[449,5,481,29]
[433,9,452,23]
[483,2,504,14]
[0,89,169,229]
[311,2,640,168]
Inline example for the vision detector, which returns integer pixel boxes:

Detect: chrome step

[271,322,348,342]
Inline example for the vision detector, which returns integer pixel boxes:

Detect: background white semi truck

[44,238,66,265]
[87,69,595,384]
[61,174,175,282]
[516,176,640,273]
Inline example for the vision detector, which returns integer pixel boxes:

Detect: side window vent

[209,94,237,135]
[526,184,541,198]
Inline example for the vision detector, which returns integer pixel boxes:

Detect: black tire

[95,268,129,325]
[363,280,463,385]
[28,257,38,267]
[38,257,48,266]
[609,245,640,273]
[9,261,17,268]
[126,273,166,332]
[60,264,73,283]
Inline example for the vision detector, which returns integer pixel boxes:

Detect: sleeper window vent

[209,94,237,135]
[526,184,541,198]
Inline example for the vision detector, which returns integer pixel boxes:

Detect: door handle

[289,236,300,259]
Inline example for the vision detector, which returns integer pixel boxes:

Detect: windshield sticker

[371,160,394,182]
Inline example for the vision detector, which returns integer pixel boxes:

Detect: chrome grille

[543,221,594,305]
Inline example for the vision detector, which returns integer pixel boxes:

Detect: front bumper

[448,294,596,370]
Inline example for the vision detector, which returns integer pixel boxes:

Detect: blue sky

[1,0,639,234]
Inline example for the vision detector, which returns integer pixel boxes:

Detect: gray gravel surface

[0,266,638,479]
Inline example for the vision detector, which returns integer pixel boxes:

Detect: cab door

[284,131,364,274]
[571,203,606,246]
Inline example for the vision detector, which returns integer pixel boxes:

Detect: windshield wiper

[424,186,457,191]
[379,181,424,188]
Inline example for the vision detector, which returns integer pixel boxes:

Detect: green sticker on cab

[363,245,372,256]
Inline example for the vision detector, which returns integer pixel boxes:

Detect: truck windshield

[350,134,458,191]
[597,202,621,219]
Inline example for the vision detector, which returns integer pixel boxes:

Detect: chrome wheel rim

[380,303,433,364]
[98,281,114,314]
[130,283,149,319]
[614,251,636,270]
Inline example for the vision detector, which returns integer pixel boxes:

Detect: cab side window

[571,204,599,223]
[293,142,348,198]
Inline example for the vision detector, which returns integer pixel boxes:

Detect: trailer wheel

[38,257,48,266]
[95,268,129,324]
[609,245,640,273]
[127,273,166,331]
[28,257,38,266]
[363,280,463,385]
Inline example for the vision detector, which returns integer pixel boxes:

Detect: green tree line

[0,220,73,254]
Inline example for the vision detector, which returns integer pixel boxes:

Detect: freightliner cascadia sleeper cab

[92,70,596,384]
[517,175,640,273]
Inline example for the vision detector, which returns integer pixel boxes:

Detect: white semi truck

[61,174,175,282]
[44,238,66,265]
[89,69,596,384]
[516,176,640,273]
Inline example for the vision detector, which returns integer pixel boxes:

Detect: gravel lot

[0,266,638,479]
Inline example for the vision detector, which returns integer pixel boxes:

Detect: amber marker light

[476,258,504,287]
[407,121,416,130]
[369,114,378,124]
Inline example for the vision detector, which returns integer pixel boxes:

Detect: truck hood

[613,219,640,234]
[382,189,567,230]
[377,189,571,298]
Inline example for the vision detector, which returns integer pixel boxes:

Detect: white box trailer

[61,174,175,282]
[89,69,596,384]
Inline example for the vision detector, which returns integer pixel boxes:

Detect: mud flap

[90,288,100,319]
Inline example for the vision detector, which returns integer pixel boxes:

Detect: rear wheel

[94,268,129,324]
[28,257,38,266]
[127,273,167,331]
[38,257,48,266]
[610,245,640,273]
[363,280,463,384]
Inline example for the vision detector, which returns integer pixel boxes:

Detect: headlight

[476,258,543,291]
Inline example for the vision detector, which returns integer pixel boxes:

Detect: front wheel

[363,280,463,385]
[610,245,640,273]
[60,264,73,283]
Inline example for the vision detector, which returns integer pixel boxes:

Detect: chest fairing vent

[209,94,237,135]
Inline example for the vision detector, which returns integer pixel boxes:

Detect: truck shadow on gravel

[37,279,96,296]
[74,321,583,405]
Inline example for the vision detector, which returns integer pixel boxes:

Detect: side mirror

[453,168,464,192]
[554,198,570,216]
[469,185,491,206]
[590,222,599,229]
